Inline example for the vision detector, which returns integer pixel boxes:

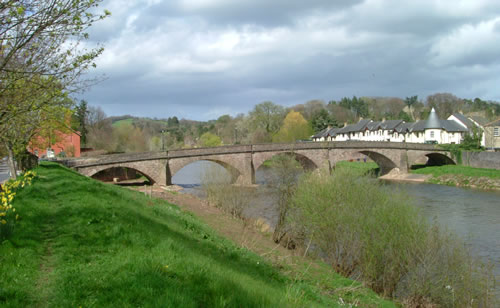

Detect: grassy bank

[411,165,500,189]
[0,162,393,307]
[335,161,379,176]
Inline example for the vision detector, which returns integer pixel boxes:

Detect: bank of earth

[0,162,394,307]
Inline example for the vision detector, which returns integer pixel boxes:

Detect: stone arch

[425,152,456,166]
[252,151,319,172]
[91,166,155,184]
[80,160,166,185]
[358,150,398,175]
[167,153,251,185]
[168,158,241,184]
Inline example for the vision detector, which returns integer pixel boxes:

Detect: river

[172,160,500,279]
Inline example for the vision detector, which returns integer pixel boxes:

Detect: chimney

[344,122,348,127]
[382,117,386,122]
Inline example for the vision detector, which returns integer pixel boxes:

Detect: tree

[398,110,412,122]
[72,100,88,146]
[0,1,110,177]
[272,111,313,143]
[426,93,462,118]
[0,75,71,177]
[404,96,418,120]
[311,109,337,132]
[339,96,369,119]
[199,132,222,147]
[249,101,285,135]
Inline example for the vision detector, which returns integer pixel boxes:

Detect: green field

[111,118,135,128]
[411,165,500,179]
[0,163,393,307]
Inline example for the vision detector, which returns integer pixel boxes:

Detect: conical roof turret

[424,108,442,129]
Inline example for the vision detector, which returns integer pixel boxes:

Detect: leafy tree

[199,132,222,147]
[167,116,179,127]
[0,75,71,177]
[404,96,418,120]
[272,111,313,143]
[72,100,88,146]
[311,109,337,132]
[339,96,369,118]
[0,1,110,177]
[398,110,412,122]
[249,101,285,134]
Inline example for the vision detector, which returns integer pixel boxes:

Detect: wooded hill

[73,93,500,154]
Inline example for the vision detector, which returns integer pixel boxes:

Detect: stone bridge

[65,141,454,186]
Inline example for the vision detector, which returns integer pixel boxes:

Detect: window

[494,127,499,137]
[430,131,435,138]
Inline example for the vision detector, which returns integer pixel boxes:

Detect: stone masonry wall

[462,151,500,170]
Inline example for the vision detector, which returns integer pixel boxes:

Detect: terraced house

[313,108,478,145]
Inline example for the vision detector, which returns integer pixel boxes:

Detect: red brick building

[28,130,81,158]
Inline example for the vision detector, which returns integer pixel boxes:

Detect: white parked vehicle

[46,148,55,158]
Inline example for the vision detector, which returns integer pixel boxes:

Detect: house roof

[312,127,330,138]
[395,122,414,133]
[486,118,500,127]
[469,116,488,126]
[441,120,469,132]
[451,113,475,129]
[380,120,404,130]
[366,121,381,131]
[424,108,441,129]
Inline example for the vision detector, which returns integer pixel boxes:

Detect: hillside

[0,163,393,307]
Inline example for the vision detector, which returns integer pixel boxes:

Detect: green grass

[334,161,379,176]
[0,162,394,307]
[111,118,134,128]
[411,165,500,179]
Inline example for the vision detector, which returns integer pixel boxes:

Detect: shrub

[287,168,496,306]
[0,170,37,239]
[202,165,249,218]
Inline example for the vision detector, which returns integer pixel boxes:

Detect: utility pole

[161,129,165,151]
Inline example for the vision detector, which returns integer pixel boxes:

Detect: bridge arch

[252,151,319,173]
[80,160,166,185]
[168,158,241,185]
[167,153,251,185]
[425,152,456,166]
[358,150,398,175]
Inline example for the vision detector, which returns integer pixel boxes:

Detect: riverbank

[410,165,500,190]
[0,162,393,307]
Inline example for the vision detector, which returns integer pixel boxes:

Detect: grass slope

[0,163,393,307]
[335,161,379,176]
[411,165,500,179]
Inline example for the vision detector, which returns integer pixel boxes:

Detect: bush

[287,168,496,306]
[0,170,37,240]
[202,165,249,218]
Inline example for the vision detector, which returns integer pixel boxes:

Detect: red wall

[29,131,81,158]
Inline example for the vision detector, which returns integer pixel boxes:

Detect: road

[0,157,10,184]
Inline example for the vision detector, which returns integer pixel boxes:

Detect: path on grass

[34,220,57,307]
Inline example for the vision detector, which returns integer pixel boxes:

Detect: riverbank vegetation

[412,165,500,190]
[286,167,497,307]
[0,162,395,307]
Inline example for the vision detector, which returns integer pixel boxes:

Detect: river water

[172,161,500,279]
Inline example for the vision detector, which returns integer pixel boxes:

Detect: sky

[81,0,500,121]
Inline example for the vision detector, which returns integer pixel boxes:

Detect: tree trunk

[4,142,17,180]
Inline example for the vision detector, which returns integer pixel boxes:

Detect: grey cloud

[82,0,500,120]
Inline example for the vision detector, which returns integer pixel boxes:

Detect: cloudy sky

[82,0,500,121]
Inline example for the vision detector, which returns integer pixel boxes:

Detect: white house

[312,108,468,144]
